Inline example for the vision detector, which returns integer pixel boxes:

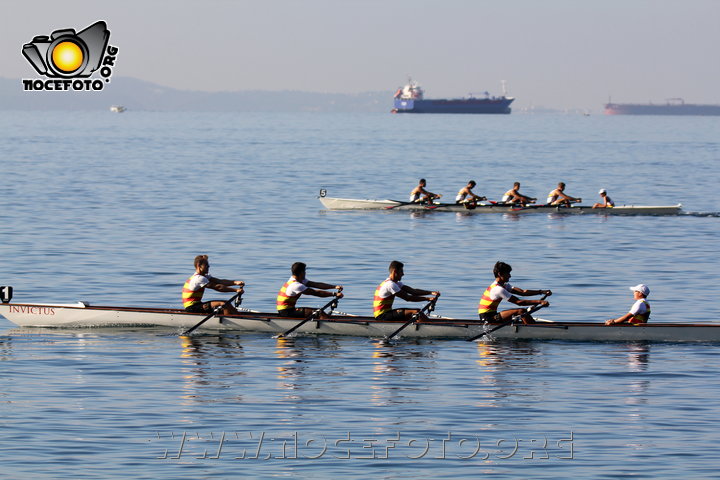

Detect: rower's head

[493,261,512,282]
[468,180,476,188]
[630,284,649,298]
[291,262,307,280]
[419,178,426,186]
[194,255,209,274]
[389,260,404,280]
[599,188,607,197]
[513,182,520,188]
[558,182,566,190]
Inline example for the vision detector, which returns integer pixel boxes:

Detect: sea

[1,110,719,479]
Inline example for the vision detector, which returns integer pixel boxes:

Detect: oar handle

[525,292,550,315]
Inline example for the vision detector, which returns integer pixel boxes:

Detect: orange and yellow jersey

[182,274,210,309]
[477,282,513,315]
[373,278,403,318]
[628,299,650,324]
[276,277,308,311]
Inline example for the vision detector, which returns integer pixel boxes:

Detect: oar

[180,291,243,336]
[384,297,438,341]
[467,293,549,342]
[274,296,339,338]
[385,200,417,210]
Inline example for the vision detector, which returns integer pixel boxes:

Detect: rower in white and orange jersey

[409,179,441,204]
[276,262,343,318]
[477,261,551,324]
[455,180,486,205]
[373,260,440,322]
[546,182,581,206]
[502,182,536,206]
[182,255,244,315]
[605,284,651,325]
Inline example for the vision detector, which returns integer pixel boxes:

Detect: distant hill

[0,76,389,113]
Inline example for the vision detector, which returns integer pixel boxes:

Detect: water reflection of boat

[110,105,126,113]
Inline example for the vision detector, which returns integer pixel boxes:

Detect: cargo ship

[604,98,720,116]
[392,78,513,114]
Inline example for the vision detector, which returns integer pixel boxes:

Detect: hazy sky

[3,0,719,110]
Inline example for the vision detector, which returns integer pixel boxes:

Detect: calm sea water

[1,111,719,479]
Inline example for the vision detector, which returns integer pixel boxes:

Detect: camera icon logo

[22,21,109,78]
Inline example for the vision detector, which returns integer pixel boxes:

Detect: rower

[478,261,551,325]
[455,180,486,206]
[502,182,536,206]
[373,260,440,322]
[277,262,343,318]
[182,255,244,315]
[547,182,581,206]
[592,188,615,208]
[605,284,651,325]
[410,179,441,204]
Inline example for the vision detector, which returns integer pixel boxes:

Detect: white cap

[629,284,649,296]
[598,189,607,194]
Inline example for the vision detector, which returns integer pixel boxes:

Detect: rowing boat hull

[2,303,719,342]
[318,197,682,215]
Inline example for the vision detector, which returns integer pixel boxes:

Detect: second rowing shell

[318,196,682,215]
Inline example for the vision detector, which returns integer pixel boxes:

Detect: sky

[3,0,719,110]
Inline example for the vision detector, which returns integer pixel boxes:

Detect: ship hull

[605,103,720,116]
[394,97,513,114]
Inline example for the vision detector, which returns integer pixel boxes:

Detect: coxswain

[277,262,343,318]
[502,182,536,206]
[373,260,440,322]
[182,255,244,315]
[546,182,581,206]
[605,284,651,325]
[410,179,442,204]
[477,261,551,325]
[592,188,615,208]
[456,180,486,207]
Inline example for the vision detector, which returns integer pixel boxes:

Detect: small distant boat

[110,105,126,113]
[605,98,720,116]
[392,78,514,114]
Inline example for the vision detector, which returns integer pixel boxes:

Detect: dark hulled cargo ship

[605,98,720,116]
[392,79,513,114]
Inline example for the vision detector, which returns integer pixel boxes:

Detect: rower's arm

[508,295,548,307]
[511,287,551,297]
[402,285,438,297]
[213,278,245,287]
[306,280,342,291]
[397,287,436,302]
[303,287,343,299]
[606,313,633,325]
[208,282,244,293]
